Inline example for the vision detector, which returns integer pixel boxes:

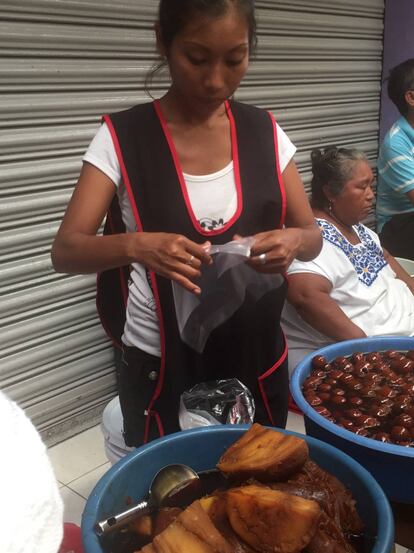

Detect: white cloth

[281,219,414,375]
[0,391,63,553]
[84,120,296,356]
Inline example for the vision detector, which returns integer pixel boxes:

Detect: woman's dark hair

[387,58,414,116]
[145,0,256,93]
[310,146,368,209]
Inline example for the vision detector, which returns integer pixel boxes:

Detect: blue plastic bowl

[82,425,394,553]
[290,336,414,503]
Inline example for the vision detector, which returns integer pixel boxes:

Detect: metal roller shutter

[0,0,384,444]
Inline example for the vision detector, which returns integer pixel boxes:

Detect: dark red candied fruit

[403,406,414,418]
[352,361,372,378]
[392,395,412,412]
[366,352,381,363]
[374,432,391,443]
[303,349,414,448]
[344,408,363,420]
[350,352,365,363]
[383,350,400,359]
[391,358,414,375]
[339,373,355,385]
[378,386,398,399]
[369,404,392,418]
[330,369,344,380]
[354,427,370,437]
[356,415,380,428]
[318,383,332,393]
[314,405,332,417]
[341,362,354,373]
[332,356,348,368]
[348,396,363,407]
[307,395,323,407]
[303,377,323,391]
[364,372,384,385]
[388,373,406,387]
[360,386,378,399]
[348,379,364,392]
[312,355,329,370]
[330,395,347,406]
[338,418,354,430]
[391,425,411,440]
[393,413,414,428]
[313,370,328,379]
[402,382,414,396]
[378,397,394,408]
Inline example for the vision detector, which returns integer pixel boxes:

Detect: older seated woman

[282,146,414,376]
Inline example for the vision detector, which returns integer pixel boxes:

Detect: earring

[328,200,333,214]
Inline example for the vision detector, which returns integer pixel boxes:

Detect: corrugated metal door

[0,0,384,444]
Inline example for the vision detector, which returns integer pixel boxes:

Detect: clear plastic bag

[178,378,255,430]
[172,237,284,353]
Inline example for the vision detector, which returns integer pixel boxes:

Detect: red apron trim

[268,112,287,229]
[104,113,167,442]
[143,410,165,444]
[153,99,243,237]
[257,332,288,425]
[103,115,144,233]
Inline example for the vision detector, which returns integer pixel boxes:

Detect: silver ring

[259,253,266,265]
[186,255,194,266]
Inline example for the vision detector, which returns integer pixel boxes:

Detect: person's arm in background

[249,160,322,272]
[383,248,414,294]
[407,189,414,206]
[287,273,367,341]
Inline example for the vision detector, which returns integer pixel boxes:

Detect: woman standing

[52,0,321,446]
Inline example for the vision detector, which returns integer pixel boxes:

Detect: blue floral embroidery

[316,219,387,287]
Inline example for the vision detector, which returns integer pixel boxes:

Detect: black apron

[97,100,289,444]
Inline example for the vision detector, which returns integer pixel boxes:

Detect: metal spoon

[95,463,199,535]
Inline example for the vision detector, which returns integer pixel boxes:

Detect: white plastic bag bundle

[178,378,255,430]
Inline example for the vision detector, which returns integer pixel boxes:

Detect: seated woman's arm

[287,273,367,341]
[383,248,414,294]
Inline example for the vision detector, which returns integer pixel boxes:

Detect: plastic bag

[178,378,255,430]
[172,237,284,353]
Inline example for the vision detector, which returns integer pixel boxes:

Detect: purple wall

[380,0,414,141]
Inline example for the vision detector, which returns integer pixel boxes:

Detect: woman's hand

[52,163,211,294]
[246,228,302,273]
[130,232,212,294]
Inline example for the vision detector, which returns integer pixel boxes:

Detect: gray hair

[310,146,368,209]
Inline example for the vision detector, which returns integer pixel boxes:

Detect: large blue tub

[81,425,394,553]
[290,336,414,503]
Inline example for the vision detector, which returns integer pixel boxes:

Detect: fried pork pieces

[135,424,363,553]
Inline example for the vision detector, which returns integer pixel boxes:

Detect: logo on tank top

[199,217,225,231]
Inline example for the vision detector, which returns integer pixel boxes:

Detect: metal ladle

[95,463,199,535]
